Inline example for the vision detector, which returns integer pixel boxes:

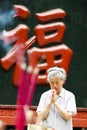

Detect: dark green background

[0,0,87,108]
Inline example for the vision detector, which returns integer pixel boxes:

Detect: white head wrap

[47,67,66,82]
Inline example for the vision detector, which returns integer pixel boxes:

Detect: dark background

[0,0,87,108]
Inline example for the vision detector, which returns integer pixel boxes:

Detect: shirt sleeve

[66,93,77,115]
[36,93,46,112]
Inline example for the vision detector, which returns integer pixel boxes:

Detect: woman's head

[47,67,66,82]
[47,67,66,95]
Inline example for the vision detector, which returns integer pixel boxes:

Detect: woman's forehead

[49,77,62,81]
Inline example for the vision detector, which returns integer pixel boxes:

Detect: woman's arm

[37,101,52,121]
[37,90,55,122]
[54,101,72,120]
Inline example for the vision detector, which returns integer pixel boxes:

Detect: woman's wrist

[54,101,62,114]
[54,101,58,106]
[48,100,52,105]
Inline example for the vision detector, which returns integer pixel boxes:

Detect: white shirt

[37,88,77,130]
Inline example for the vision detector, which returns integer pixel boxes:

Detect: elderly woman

[36,67,77,130]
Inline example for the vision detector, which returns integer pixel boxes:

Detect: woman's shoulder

[63,88,75,97]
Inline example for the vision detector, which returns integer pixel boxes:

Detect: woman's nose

[54,83,57,87]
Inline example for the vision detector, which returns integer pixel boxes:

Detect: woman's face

[49,77,64,95]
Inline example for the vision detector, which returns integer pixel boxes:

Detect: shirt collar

[58,88,64,97]
[49,88,65,97]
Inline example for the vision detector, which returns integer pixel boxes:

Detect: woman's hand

[50,89,57,103]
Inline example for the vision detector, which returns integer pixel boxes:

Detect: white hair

[47,67,66,82]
